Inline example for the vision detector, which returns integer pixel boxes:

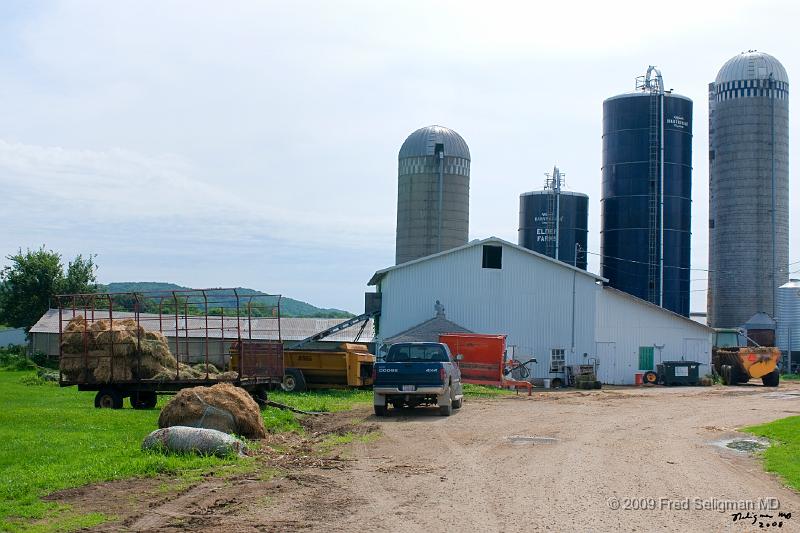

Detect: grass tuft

[744,416,800,491]
[269,389,373,413]
[462,383,516,397]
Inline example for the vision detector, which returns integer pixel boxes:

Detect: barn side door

[595,342,617,384]
[683,338,709,363]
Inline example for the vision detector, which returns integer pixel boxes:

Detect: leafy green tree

[0,247,97,331]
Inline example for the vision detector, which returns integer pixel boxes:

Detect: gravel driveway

[264,384,800,532]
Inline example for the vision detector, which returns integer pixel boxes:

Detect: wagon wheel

[281,368,307,392]
[95,388,123,409]
[130,391,158,409]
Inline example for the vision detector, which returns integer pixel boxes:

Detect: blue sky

[1,0,798,313]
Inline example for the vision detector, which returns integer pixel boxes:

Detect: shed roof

[744,312,776,330]
[383,315,472,344]
[369,237,606,286]
[602,287,714,333]
[29,309,374,343]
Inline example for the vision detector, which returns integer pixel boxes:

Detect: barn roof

[369,236,606,286]
[29,308,374,343]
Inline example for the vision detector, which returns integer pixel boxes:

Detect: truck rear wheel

[374,405,387,417]
[762,370,780,387]
[281,368,307,393]
[721,365,734,386]
[95,388,123,409]
[130,391,157,409]
[439,402,452,416]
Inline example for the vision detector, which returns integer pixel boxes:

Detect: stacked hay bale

[59,316,235,383]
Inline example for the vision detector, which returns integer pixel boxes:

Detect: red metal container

[439,333,506,386]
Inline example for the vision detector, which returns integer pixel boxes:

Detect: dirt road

[66,384,800,532]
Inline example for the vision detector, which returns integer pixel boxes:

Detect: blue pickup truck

[372,342,464,417]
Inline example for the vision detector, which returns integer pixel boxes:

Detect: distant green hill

[101,282,354,318]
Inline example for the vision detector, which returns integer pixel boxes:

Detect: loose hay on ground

[159,382,266,439]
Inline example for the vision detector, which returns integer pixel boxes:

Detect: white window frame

[550,348,565,373]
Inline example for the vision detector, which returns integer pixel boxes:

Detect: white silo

[776,280,800,372]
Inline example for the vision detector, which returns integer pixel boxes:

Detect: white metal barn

[595,288,713,384]
[369,237,712,385]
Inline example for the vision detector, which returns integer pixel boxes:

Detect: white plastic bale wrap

[142,426,247,457]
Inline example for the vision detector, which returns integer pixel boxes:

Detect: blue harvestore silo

[601,67,693,316]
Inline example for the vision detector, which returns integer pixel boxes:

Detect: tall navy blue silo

[519,191,589,269]
[601,79,693,316]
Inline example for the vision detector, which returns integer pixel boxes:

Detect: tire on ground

[130,391,157,409]
[762,370,780,387]
[95,387,123,409]
[374,405,387,417]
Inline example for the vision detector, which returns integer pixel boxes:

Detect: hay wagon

[57,288,284,409]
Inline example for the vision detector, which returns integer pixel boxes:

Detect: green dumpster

[657,361,700,386]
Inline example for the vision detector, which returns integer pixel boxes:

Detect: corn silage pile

[59,316,237,383]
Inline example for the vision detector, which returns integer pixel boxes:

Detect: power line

[584,250,723,273]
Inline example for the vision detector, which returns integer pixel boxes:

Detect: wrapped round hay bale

[142,426,247,457]
[158,383,266,439]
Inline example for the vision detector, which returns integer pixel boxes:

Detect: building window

[550,349,565,373]
[482,245,502,269]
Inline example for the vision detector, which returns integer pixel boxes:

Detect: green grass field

[745,416,800,491]
[0,364,514,532]
[0,371,249,532]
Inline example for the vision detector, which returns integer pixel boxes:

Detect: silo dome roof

[715,51,789,84]
[399,125,470,160]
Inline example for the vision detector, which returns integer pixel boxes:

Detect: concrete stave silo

[707,51,790,328]
[600,67,693,316]
[395,125,470,265]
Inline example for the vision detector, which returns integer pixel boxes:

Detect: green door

[638,347,654,371]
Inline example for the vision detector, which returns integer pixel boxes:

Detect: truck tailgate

[375,362,444,388]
